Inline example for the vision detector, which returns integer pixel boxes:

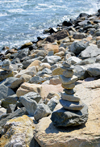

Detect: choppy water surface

[0,0,100,49]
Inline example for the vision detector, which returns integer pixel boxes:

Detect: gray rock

[95,29,100,36]
[0,107,27,127]
[1,77,23,89]
[0,84,15,100]
[60,99,84,111]
[34,103,51,121]
[69,40,89,55]
[11,58,20,64]
[2,59,13,71]
[36,68,52,76]
[42,56,61,65]
[61,93,80,102]
[51,104,88,127]
[77,57,96,65]
[19,94,37,116]
[59,75,78,85]
[0,70,14,82]
[22,59,36,69]
[47,96,59,111]
[74,65,88,80]
[80,44,100,58]
[16,48,29,60]
[21,92,41,103]
[86,63,100,76]
[67,56,81,65]
[73,33,87,39]
[29,76,45,84]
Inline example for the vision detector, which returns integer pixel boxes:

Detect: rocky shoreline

[0,9,100,147]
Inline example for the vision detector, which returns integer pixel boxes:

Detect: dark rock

[64,89,75,95]
[62,21,72,27]
[73,33,87,39]
[45,30,69,43]
[0,70,14,82]
[47,96,59,111]
[51,104,88,127]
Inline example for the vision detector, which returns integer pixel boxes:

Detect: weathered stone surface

[73,32,87,39]
[29,76,45,84]
[64,88,75,95]
[36,68,52,76]
[50,78,61,85]
[80,44,100,58]
[86,63,100,76]
[0,107,27,127]
[20,74,32,82]
[16,82,42,97]
[34,103,51,121]
[19,94,37,115]
[1,77,23,89]
[60,99,84,110]
[34,79,100,147]
[0,115,34,147]
[69,40,89,55]
[0,84,15,100]
[2,59,13,71]
[61,92,80,102]
[42,56,61,65]
[59,75,78,85]
[26,60,42,69]
[16,48,29,60]
[51,103,88,126]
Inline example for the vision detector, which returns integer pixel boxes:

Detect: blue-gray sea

[0,0,100,49]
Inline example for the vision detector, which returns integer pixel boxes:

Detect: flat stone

[59,75,78,85]
[52,67,65,75]
[51,103,88,127]
[62,70,74,77]
[62,83,75,89]
[64,89,75,95]
[60,99,84,110]
[61,92,80,102]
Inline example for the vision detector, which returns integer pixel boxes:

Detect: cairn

[51,61,88,127]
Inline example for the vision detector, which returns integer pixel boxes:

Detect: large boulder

[0,115,34,147]
[34,79,100,147]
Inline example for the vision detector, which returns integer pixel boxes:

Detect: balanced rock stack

[51,61,88,127]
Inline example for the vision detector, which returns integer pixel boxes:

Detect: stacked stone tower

[51,61,88,127]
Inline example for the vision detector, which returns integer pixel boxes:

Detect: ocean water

[0,0,100,49]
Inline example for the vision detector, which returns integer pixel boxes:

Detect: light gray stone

[51,104,88,127]
[34,103,51,121]
[29,76,45,84]
[42,56,61,65]
[67,56,82,65]
[80,44,100,58]
[2,59,13,71]
[61,92,80,102]
[59,75,78,85]
[47,96,59,111]
[19,94,37,116]
[86,63,100,76]
[62,70,74,78]
[60,99,84,111]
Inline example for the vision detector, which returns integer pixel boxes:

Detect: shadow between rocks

[45,122,86,134]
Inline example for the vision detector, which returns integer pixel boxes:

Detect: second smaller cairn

[51,61,88,127]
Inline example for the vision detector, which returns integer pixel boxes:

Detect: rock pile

[51,61,88,127]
